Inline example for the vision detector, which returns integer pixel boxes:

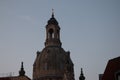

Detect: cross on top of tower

[47,9,58,25]
[52,9,54,18]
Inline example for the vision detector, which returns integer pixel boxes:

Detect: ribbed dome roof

[33,46,74,80]
[36,47,73,71]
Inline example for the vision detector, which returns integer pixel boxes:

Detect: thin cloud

[17,15,36,24]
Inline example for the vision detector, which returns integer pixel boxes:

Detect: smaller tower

[19,62,25,76]
[79,68,85,80]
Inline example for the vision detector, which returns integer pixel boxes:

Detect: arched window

[57,29,59,39]
[48,29,54,39]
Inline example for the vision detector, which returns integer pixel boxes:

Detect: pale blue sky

[0,0,120,80]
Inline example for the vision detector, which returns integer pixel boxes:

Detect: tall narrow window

[117,73,120,80]
[60,63,63,70]
[44,62,48,70]
[57,30,59,39]
[49,29,54,39]
[118,76,120,80]
[116,71,120,80]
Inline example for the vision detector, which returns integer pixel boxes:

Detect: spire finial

[19,62,25,76]
[21,62,23,68]
[79,68,85,80]
[81,68,83,75]
[52,9,54,18]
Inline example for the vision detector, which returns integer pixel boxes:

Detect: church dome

[33,46,74,79]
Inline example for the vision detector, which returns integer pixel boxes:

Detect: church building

[0,11,85,80]
[33,12,75,80]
